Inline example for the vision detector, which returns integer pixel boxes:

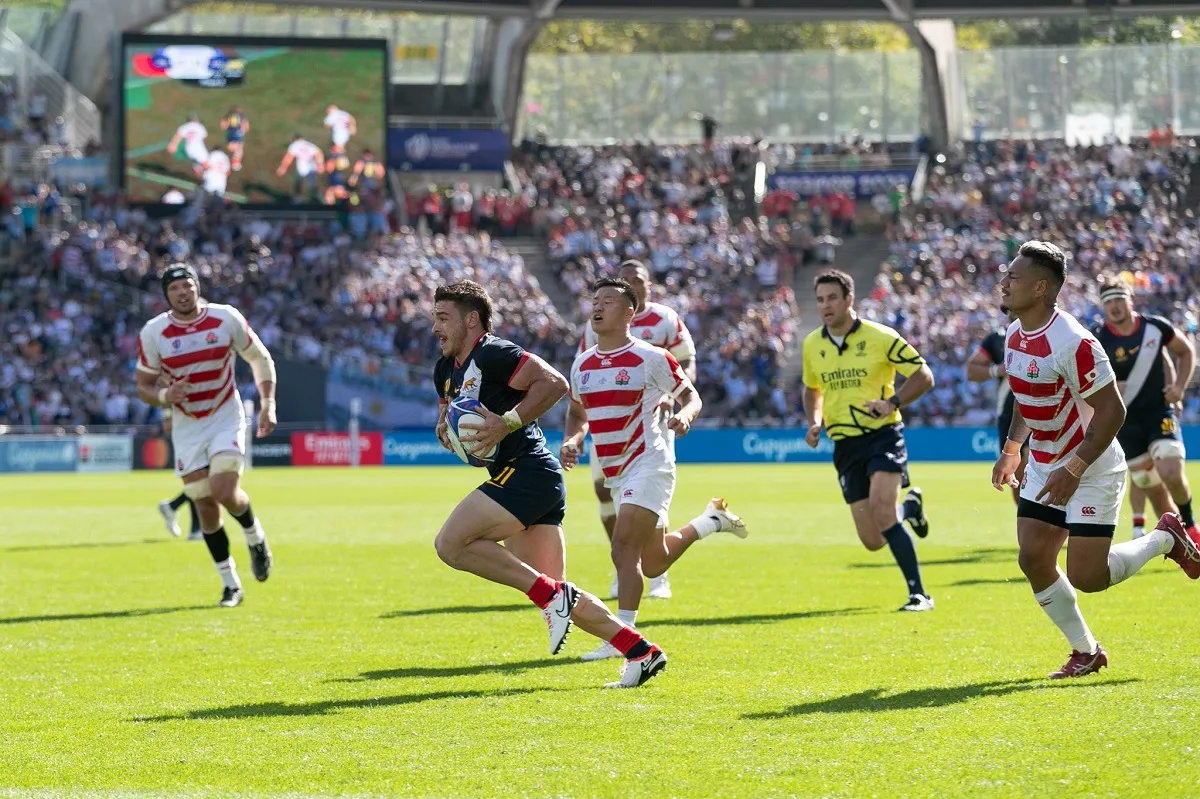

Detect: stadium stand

[860,136,1200,426]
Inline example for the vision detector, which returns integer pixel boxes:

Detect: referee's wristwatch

[887,395,902,409]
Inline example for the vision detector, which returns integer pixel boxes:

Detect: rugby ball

[446,397,497,467]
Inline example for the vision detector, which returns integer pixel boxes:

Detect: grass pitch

[1,463,1199,798]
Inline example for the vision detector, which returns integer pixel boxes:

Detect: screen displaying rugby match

[120,35,388,207]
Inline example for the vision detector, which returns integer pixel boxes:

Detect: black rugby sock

[882,522,926,597]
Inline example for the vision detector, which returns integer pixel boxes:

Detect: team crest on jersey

[459,362,483,400]
[615,369,631,386]
[856,341,867,356]
[205,332,218,344]
[1115,346,1126,360]
[1026,360,1040,379]
[641,330,654,340]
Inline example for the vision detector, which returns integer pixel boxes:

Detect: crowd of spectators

[1,191,574,427]
[859,135,1200,426]
[511,141,805,424]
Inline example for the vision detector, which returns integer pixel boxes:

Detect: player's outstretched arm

[166,131,182,154]
[275,153,293,176]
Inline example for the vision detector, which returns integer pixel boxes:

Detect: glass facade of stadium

[523,45,1200,144]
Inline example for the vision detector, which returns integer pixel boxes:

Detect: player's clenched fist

[991,452,1021,492]
[559,439,580,470]
[805,423,822,448]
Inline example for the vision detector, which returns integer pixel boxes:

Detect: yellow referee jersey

[802,318,926,440]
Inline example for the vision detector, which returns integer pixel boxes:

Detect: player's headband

[161,263,199,298]
[1100,285,1132,304]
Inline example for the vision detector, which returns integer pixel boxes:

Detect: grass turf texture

[122,46,385,204]
[2,463,1198,798]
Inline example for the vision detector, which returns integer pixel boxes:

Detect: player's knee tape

[1130,463,1162,489]
[209,452,245,476]
[599,500,615,519]
[1150,438,1188,463]
[183,479,212,500]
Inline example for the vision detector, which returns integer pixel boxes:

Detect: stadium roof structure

[293,0,1200,20]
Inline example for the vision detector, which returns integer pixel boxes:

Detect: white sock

[1033,572,1097,655]
[690,513,721,539]
[1108,528,1173,586]
[242,523,264,545]
[616,609,637,628]
[216,557,242,590]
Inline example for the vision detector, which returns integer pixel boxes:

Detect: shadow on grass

[649,607,871,628]
[744,676,1140,719]
[949,577,1023,587]
[380,603,530,619]
[850,547,1017,570]
[2,538,171,554]
[137,686,554,722]
[0,605,211,626]
[339,658,567,682]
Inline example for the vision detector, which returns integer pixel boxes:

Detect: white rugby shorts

[1020,460,1126,528]
[171,398,246,477]
[609,458,676,527]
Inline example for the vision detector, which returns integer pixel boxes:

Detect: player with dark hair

[802,269,936,611]
[993,241,1200,679]
[430,279,668,688]
[562,277,746,662]
[576,259,698,601]
[967,311,1027,503]
[219,106,249,172]
[1092,277,1196,539]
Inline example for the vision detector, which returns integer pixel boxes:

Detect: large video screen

[120,34,388,208]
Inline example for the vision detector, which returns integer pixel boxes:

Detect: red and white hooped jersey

[137,304,258,420]
[1004,310,1125,475]
[570,338,689,481]
[579,301,696,362]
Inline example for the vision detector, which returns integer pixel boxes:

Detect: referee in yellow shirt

[802,270,937,611]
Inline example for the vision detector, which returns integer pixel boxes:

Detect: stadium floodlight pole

[349,397,361,469]
[244,399,255,472]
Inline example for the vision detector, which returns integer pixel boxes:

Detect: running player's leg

[505,524,565,582]
[435,490,555,590]
[641,499,747,579]
[183,468,243,606]
[205,408,270,581]
[1128,482,1148,538]
[1150,435,1195,530]
[159,491,187,537]
[610,503,660,617]
[864,470,930,610]
[1015,511,1099,676]
[506,518,665,681]
[175,419,245,605]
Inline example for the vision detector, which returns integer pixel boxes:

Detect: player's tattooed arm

[1006,402,1030,445]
